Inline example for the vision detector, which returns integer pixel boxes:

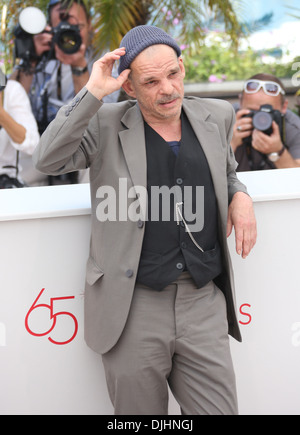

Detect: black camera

[14,7,82,69]
[0,174,26,189]
[51,21,82,54]
[241,104,286,170]
[243,104,284,142]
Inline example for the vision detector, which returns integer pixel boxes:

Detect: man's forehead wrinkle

[136,59,179,83]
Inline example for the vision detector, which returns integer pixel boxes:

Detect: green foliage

[183,32,297,83]
[91,0,145,51]
[148,0,241,53]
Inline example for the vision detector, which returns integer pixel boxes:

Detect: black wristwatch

[71,65,88,76]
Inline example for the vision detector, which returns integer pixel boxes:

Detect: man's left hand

[227,192,257,259]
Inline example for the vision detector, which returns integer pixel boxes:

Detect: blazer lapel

[182,99,226,203]
[118,103,147,193]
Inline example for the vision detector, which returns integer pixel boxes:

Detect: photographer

[231,73,300,171]
[12,0,119,185]
[0,75,39,189]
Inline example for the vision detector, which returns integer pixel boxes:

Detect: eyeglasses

[244,79,285,97]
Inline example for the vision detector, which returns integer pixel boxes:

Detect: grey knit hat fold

[118,25,181,74]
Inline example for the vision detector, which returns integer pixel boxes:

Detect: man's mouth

[158,97,179,107]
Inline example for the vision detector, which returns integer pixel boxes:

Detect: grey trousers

[102,272,238,415]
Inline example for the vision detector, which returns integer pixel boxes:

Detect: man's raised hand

[86,48,130,100]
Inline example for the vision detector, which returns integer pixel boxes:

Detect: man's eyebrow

[141,75,157,83]
[141,66,180,83]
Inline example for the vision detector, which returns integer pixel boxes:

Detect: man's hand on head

[86,48,131,101]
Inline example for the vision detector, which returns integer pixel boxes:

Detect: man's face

[124,44,185,124]
[241,89,286,113]
[50,3,91,47]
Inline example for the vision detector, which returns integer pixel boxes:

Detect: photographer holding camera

[231,73,300,171]
[11,0,119,185]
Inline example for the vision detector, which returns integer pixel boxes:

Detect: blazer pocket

[86,256,104,286]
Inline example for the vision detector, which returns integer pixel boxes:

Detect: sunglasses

[244,79,285,97]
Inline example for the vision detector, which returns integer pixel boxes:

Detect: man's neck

[143,115,182,142]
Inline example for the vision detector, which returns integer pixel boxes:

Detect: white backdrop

[0,169,300,415]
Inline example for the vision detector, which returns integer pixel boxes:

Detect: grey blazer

[34,87,248,354]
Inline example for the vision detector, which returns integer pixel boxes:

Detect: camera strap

[281,116,288,148]
[57,64,62,101]
[37,62,61,135]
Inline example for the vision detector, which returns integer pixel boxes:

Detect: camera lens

[252,111,273,133]
[57,29,82,54]
[52,22,82,54]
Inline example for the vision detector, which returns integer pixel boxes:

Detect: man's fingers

[228,192,257,259]
[100,48,126,64]
[238,217,257,259]
[86,48,128,100]
[234,226,244,256]
[117,68,131,85]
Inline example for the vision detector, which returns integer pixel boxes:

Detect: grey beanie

[118,25,181,74]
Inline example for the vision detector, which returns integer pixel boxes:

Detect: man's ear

[122,77,136,99]
[178,56,185,79]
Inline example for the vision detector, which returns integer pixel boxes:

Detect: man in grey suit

[34,25,257,415]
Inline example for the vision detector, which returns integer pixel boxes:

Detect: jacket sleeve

[33,87,103,175]
[225,103,249,203]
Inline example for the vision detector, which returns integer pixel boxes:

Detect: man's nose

[159,78,174,94]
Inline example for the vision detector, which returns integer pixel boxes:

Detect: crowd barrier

[0,168,300,415]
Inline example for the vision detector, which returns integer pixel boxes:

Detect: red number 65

[25,288,78,345]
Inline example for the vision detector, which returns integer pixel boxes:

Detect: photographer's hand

[34,26,53,57]
[0,91,26,144]
[252,122,300,168]
[54,42,87,68]
[231,109,253,152]
[86,48,131,101]
[252,121,283,155]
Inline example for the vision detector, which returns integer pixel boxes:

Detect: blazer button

[137,219,144,228]
[176,178,183,185]
[176,262,184,270]
[126,269,134,278]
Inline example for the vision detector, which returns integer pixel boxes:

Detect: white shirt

[0,80,40,181]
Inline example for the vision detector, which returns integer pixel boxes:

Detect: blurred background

[1,0,299,107]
